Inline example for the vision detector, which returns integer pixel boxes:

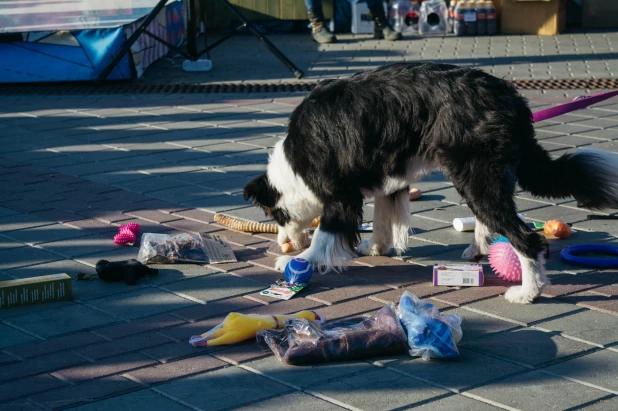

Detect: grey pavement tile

[114,175,189,194]
[3,302,117,338]
[240,392,345,410]
[0,234,24,250]
[312,368,448,410]
[4,223,91,245]
[578,397,618,411]
[182,194,250,213]
[0,245,62,270]
[0,206,21,218]
[463,328,597,367]
[68,389,189,411]
[403,394,502,410]
[246,356,374,389]
[0,214,54,233]
[445,308,520,344]
[73,246,144,267]
[139,264,218,285]
[87,287,196,320]
[543,349,618,393]
[0,323,38,349]
[468,370,611,411]
[156,366,291,411]
[465,296,584,326]
[534,309,618,347]
[393,347,526,392]
[162,272,264,303]
[147,185,218,204]
[37,234,120,258]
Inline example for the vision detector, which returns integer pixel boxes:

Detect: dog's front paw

[462,245,483,262]
[357,240,388,256]
[504,286,539,304]
[275,255,294,272]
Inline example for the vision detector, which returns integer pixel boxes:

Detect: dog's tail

[517,143,618,210]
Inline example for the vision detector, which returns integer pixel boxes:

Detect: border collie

[244,63,618,304]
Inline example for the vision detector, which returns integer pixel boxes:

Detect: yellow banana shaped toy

[189,310,324,347]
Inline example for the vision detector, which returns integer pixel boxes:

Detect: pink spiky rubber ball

[114,227,137,245]
[488,235,522,282]
[120,223,140,234]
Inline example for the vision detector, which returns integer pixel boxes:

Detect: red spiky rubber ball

[120,223,141,234]
[488,236,522,282]
[114,228,136,245]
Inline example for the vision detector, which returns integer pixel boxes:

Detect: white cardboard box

[351,1,388,34]
[433,264,484,287]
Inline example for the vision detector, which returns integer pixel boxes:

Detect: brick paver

[1,31,618,410]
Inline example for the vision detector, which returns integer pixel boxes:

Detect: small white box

[351,1,388,34]
[433,264,484,287]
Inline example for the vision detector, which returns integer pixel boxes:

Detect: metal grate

[0,78,616,95]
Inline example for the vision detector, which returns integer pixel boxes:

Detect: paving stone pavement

[2,32,618,411]
[142,31,618,84]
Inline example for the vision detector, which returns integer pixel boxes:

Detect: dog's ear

[244,174,281,212]
[244,174,270,203]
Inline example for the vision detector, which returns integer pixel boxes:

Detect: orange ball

[409,188,422,201]
[281,243,295,253]
[544,219,571,239]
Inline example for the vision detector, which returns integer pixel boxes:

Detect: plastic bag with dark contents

[397,291,462,360]
[256,305,407,365]
[137,233,209,264]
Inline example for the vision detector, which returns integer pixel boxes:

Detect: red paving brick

[29,375,142,410]
[52,353,156,383]
[0,351,85,384]
[125,354,227,385]
[91,314,186,340]
[248,253,278,270]
[0,373,67,403]
[348,264,433,288]
[134,198,188,214]
[4,332,104,359]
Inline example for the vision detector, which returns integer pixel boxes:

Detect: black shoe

[369,4,402,41]
[96,259,158,285]
[308,8,336,44]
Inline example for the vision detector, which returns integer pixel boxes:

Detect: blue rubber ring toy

[560,244,618,268]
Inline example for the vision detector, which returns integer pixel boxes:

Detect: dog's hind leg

[275,196,362,273]
[358,188,410,256]
[451,165,548,304]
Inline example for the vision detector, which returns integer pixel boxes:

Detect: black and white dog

[244,63,618,304]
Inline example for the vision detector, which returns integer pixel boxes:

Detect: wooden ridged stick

[214,214,320,234]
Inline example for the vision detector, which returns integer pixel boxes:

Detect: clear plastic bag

[396,291,462,360]
[137,233,209,264]
[256,305,407,365]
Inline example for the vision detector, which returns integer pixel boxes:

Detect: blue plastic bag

[397,291,462,360]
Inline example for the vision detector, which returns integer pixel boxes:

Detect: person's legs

[304,0,336,44]
[367,0,402,41]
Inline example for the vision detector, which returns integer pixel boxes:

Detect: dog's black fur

[245,62,618,268]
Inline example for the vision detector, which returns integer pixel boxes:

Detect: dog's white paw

[504,286,538,304]
[357,240,388,256]
[275,255,294,272]
[462,244,482,261]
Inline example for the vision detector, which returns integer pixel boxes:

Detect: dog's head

[243,173,290,226]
